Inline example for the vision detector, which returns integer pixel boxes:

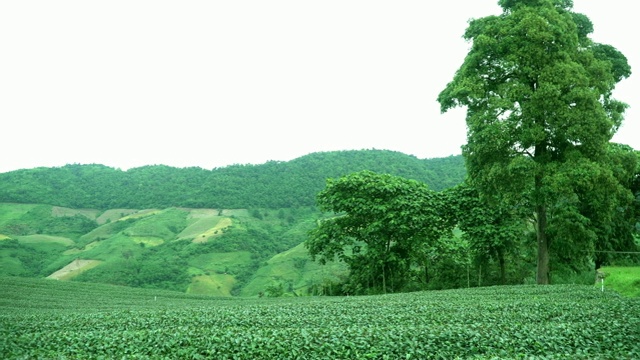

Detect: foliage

[0,204,98,239]
[0,151,465,209]
[1,277,639,359]
[444,183,533,285]
[307,171,451,294]
[0,239,67,277]
[438,0,632,283]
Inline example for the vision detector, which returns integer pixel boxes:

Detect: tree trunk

[497,248,506,285]
[424,261,429,284]
[536,204,549,284]
[381,263,387,294]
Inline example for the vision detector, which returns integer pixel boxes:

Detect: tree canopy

[306,171,451,294]
[438,0,632,283]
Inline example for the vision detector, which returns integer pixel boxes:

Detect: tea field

[1,277,639,359]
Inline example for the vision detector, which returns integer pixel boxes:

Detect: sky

[1,1,637,173]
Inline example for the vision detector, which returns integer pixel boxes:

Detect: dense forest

[0,150,465,209]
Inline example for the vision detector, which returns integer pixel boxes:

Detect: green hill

[0,202,344,296]
[0,150,468,296]
[0,150,465,209]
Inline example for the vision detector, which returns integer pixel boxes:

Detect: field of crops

[1,277,639,359]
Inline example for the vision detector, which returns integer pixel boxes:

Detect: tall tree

[306,170,450,294]
[438,0,631,283]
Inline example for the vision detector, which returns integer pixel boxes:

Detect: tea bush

[1,277,638,359]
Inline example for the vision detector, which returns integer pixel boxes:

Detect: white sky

[1,1,637,173]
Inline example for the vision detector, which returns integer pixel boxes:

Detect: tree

[445,183,526,284]
[438,0,631,284]
[306,170,450,294]
[586,144,640,268]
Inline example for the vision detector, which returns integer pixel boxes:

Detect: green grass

[50,206,100,220]
[121,208,188,240]
[0,203,38,228]
[1,277,639,359]
[241,242,348,297]
[178,211,226,239]
[16,234,75,246]
[187,273,236,296]
[95,208,139,224]
[598,266,640,297]
[189,251,252,273]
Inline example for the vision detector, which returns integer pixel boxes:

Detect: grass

[47,259,102,280]
[16,234,75,246]
[129,236,165,246]
[187,274,236,296]
[95,208,139,224]
[240,242,348,296]
[50,206,100,219]
[181,216,233,243]
[0,203,38,228]
[598,266,640,297]
[189,251,252,273]
[122,208,187,240]
[118,209,161,221]
[178,214,223,240]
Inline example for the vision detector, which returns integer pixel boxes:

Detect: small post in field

[595,270,606,293]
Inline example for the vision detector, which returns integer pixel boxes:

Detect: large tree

[438,0,631,283]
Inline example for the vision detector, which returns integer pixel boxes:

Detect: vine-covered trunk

[534,140,550,285]
[536,204,549,284]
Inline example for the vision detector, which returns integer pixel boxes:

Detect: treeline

[0,150,465,209]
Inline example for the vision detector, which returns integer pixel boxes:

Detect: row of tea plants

[1,277,639,359]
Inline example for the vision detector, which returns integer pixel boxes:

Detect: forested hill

[0,150,465,209]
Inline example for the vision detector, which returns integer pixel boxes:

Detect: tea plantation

[1,277,639,359]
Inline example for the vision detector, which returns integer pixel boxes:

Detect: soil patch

[47,259,102,280]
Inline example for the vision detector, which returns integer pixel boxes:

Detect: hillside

[0,203,351,296]
[0,150,465,209]
[0,150,466,295]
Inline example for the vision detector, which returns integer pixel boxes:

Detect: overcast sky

[1,1,637,173]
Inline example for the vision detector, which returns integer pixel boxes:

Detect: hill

[0,150,466,295]
[0,150,465,209]
[0,203,350,296]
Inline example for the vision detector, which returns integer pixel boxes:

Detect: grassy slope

[598,266,640,297]
[241,242,348,296]
[0,203,338,296]
[0,203,39,229]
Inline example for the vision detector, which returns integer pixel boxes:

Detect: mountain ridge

[0,149,465,209]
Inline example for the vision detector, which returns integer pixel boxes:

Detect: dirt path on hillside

[47,259,102,280]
